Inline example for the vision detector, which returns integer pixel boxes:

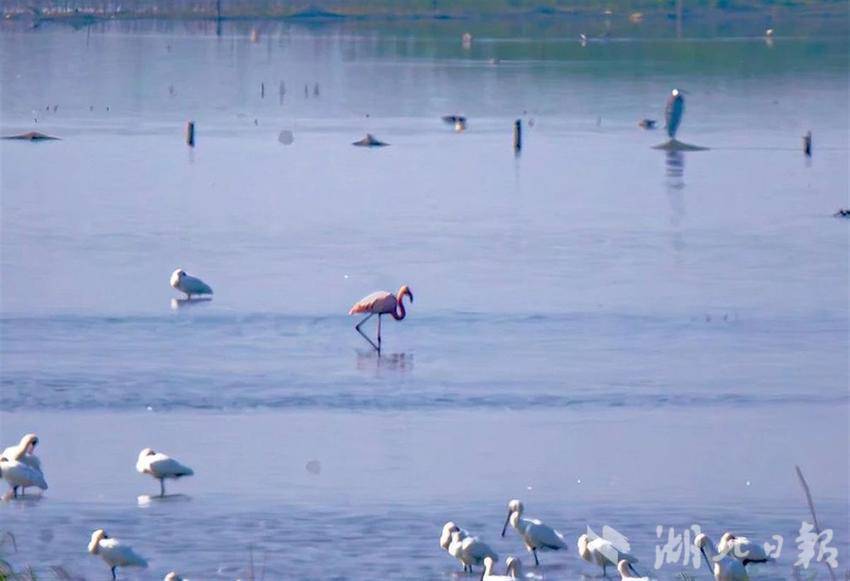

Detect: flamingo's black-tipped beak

[501,512,511,537]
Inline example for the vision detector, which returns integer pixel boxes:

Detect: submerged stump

[352,133,388,147]
[2,131,60,141]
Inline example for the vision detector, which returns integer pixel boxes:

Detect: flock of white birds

[0,432,192,580]
[1,433,772,581]
[1,272,772,580]
[442,500,771,580]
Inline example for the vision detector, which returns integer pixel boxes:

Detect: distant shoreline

[3,0,848,24]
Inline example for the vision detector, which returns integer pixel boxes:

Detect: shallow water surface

[1,15,848,580]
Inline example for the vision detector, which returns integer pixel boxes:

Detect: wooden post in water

[215,0,222,35]
[803,130,812,157]
[186,121,195,147]
[513,119,522,152]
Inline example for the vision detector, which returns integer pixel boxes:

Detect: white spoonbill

[501,499,568,566]
[447,530,498,573]
[88,529,148,580]
[170,268,213,299]
[618,558,651,580]
[694,533,749,581]
[440,521,468,551]
[1,433,43,495]
[0,455,48,498]
[136,448,194,497]
[578,530,639,576]
[482,555,523,580]
[717,532,771,565]
[348,285,413,352]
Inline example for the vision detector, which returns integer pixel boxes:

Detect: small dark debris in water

[803,130,812,157]
[305,460,321,475]
[2,131,60,141]
[638,119,657,129]
[89,105,94,111]
[313,83,320,97]
[278,130,294,145]
[53,105,58,112]
[352,133,388,147]
[442,115,467,125]
[254,118,258,126]
[834,209,850,218]
[304,84,309,98]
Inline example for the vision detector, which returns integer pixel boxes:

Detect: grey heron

[665,89,685,139]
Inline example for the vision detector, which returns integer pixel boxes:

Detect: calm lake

[1,13,848,579]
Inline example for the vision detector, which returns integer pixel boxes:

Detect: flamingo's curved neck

[392,289,408,320]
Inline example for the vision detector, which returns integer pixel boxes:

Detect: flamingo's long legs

[355,313,380,352]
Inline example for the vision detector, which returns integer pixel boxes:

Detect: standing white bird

[501,499,568,566]
[618,558,651,580]
[578,531,639,576]
[348,285,413,352]
[694,533,749,581]
[136,448,194,497]
[0,455,48,498]
[1,434,43,495]
[170,268,213,299]
[717,532,771,565]
[164,573,184,581]
[88,529,148,580]
[440,521,468,551]
[482,555,523,580]
[447,530,498,573]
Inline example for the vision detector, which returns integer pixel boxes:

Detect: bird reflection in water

[665,150,687,253]
[170,297,212,311]
[137,493,191,507]
[356,351,413,373]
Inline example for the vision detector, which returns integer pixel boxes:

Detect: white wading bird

[136,448,194,497]
[717,532,771,565]
[1,433,43,495]
[88,529,148,580]
[0,455,48,498]
[695,533,749,581]
[164,573,185,581]
[440,521,469,552]
[447,530,498,573]
[170,268,213,299]
[618,558,651,580]
[501,499,567,566]
[578,530,639,576]
[482,555,523,580]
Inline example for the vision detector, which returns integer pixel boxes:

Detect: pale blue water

[1,16,848,580]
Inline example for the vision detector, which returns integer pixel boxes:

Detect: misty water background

[1,11,848,579]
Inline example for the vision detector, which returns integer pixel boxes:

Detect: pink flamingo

[348,285,413,352]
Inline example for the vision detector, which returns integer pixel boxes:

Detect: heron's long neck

[392,291,407,320]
